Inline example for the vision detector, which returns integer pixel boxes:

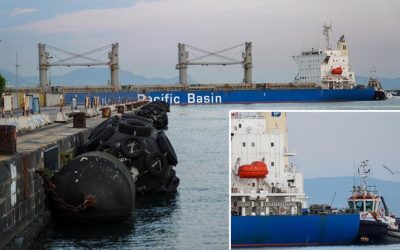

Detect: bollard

[102,107,111,118]
[32,97,40,114]
[117,105,124,114]
[69,112,86,128]
[0,125,17,155]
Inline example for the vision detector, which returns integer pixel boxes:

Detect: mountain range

[0,67,198,87]
[305,176,400,215]
[0,67,399,89]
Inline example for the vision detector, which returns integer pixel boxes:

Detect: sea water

[33,99,400,249]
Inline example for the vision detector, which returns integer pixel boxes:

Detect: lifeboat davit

[238,161,268,178]
[331,67,343,75]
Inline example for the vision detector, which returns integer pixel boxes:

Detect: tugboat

[348,160,400,244]
[231,112,360,247]
[367,69,391,100]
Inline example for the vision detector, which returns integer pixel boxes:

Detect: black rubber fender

[96,142,117,156]
[50,151,135,223]
[145,152,168,177]
[118,119,153,136]
[121,113,153,125]
[156,131,178,166]
[88,116,119,141]
[86,124,115,151]
[120,136,145,159]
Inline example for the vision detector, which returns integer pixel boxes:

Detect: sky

[287,111,400,182]
[0,0,399,83]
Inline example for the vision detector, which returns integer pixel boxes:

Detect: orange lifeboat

[238,161,268,178]
[331,67,343,75]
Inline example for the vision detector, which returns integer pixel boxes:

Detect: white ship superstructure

[293,24,356,90]
[231,112,307,216]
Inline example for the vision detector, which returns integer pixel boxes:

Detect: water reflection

[134,193,180,223]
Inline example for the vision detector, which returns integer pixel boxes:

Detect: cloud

[4,0,400,80]
[10,8,38,17]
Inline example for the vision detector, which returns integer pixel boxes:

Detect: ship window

[242,142,246,147]
[348,201,355,209]
[355,201,364,212]
[251,142,255,147]
[271,142,274,147]
[252,183,255,187]
[366,201,373,212]
[271,162,274,167]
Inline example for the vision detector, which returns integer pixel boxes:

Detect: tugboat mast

[358,160,371,193]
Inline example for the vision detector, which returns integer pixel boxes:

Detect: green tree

[0,74,5,107]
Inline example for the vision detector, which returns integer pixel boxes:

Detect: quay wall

[0,127,90,249]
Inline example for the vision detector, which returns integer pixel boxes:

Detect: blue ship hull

[64,88,376,105]
[231,214,360,247]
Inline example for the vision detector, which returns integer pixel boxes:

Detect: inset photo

[230,111,400,248]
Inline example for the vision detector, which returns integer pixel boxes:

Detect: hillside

[0,67,198,87]
[1,67,398,89]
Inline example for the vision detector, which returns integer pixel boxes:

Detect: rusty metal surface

[102,107,111,118]
[72,112,86,128]
[0,125,17,155]
[117,105,125,114]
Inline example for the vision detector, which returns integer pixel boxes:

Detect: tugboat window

[348,201,354,209]
[242,142,246,147]
[355,201,364,212]
[366,201,373,212]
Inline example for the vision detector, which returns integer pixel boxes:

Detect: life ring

[279,207,286,214]
[232,188,238,193]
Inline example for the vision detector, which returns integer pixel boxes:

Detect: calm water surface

[34,99,400,249]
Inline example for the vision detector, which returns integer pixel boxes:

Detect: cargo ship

[230,112,360,247]
[61,25,379,105]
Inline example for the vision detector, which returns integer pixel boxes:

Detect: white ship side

[293,24,356,90]
[231,112,307,216]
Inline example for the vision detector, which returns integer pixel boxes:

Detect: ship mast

[358,160,370,193]
[322,23,332,50]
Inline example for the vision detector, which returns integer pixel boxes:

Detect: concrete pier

[0,103,146,249]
